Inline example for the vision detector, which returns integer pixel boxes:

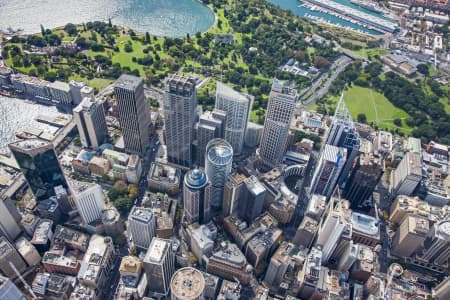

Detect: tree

[313,55,329,69]
[64,23,78,36]
[114,234,126,246]
[357,113,367,124]
[417,64,429,76]
[130,246,137,256]
[128,184,138,200]
[393,118,402,127]
[145,32,151,44]
[113,180,128,193]
[124,43,133,53]
[40,24,45,36]
[114,196,133,214]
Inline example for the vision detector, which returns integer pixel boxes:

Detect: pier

[301,0,398,33]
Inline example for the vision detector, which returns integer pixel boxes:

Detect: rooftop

[245,176,266,196]
[119,256,143,275]
[145,238,171,264]
[185,168,208,189]
[9,139,52,153]
[129,206,154,223]
[114,74,143,90]
[211,243,246,267]
[171,267,205,300]
[351,212,379,236]
[31,219,53,244]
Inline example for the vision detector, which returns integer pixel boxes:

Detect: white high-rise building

[164,74,197,168]
[69,181,105,225]
[205,139,233,211]
[73,97,108,149]
[215,81,253,155]
[0,196,22,242]
[114,74,151,155]
[144,238,175,296]
[310,144,347,198]
[390,151,422,196]
[315,199,352,264]
[258,80,297,169]
[337,241,359,271]
[128,206,156,250]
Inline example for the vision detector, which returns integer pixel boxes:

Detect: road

[301,55,353,106]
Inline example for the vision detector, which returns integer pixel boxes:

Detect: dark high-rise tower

[343,154,383,209]
[9,139,67,201]
[114,74,151,155]
[164,74,197,168]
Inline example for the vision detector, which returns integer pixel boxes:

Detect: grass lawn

[313,85,413,134]
[353,48,389,59]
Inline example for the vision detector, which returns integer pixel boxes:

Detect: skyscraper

[0,236,27,279]
[390,151,422,196]
[258,80,297,169]
[325,94,360,185]
[196,109,226,166]
[310,144,347,198]
[223,173,247,217]
[343,154,383,209]
[73,97,108,149]
[0,196,22,242]
[315,199,351,264]
[144,238,175,296]
[391,215,429,258]
[239,176,267,223]
[183,168,211,225]
[9,139,67,201]
[419,219,450,267]
[164,74,197,167]
[114,74,151,155]
[0,275,26,300]
[69,180,105,225]
[215,81,253,155]
[128,206,156,250]
[205,139,233,211]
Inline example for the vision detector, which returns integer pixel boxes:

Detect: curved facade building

[184,168,211,224]
[205,139,233,211]
[170,267,205,300]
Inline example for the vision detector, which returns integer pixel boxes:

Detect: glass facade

[11,144,67,201]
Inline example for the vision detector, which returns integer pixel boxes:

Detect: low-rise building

[126,154,142,184]
[147,162,181,196]
[31,219,53,252]
[88,156,110,176]
[206,243,252,285]
[32,272,76,300]
[52,225,90,252]
[217,280,241,300]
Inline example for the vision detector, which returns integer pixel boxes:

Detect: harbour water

[268,0,390,35]
[0,95,67,153]
[0,0,215,37]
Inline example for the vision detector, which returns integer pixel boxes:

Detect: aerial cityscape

[0,0,449,299]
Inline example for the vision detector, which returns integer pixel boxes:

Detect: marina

[301,0,398,33]
[269,0,396,35]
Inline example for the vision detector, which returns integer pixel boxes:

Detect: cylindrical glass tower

[205,138,233,211]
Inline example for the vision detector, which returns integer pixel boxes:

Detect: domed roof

[206,139,233,165]
[185,168,208,189]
